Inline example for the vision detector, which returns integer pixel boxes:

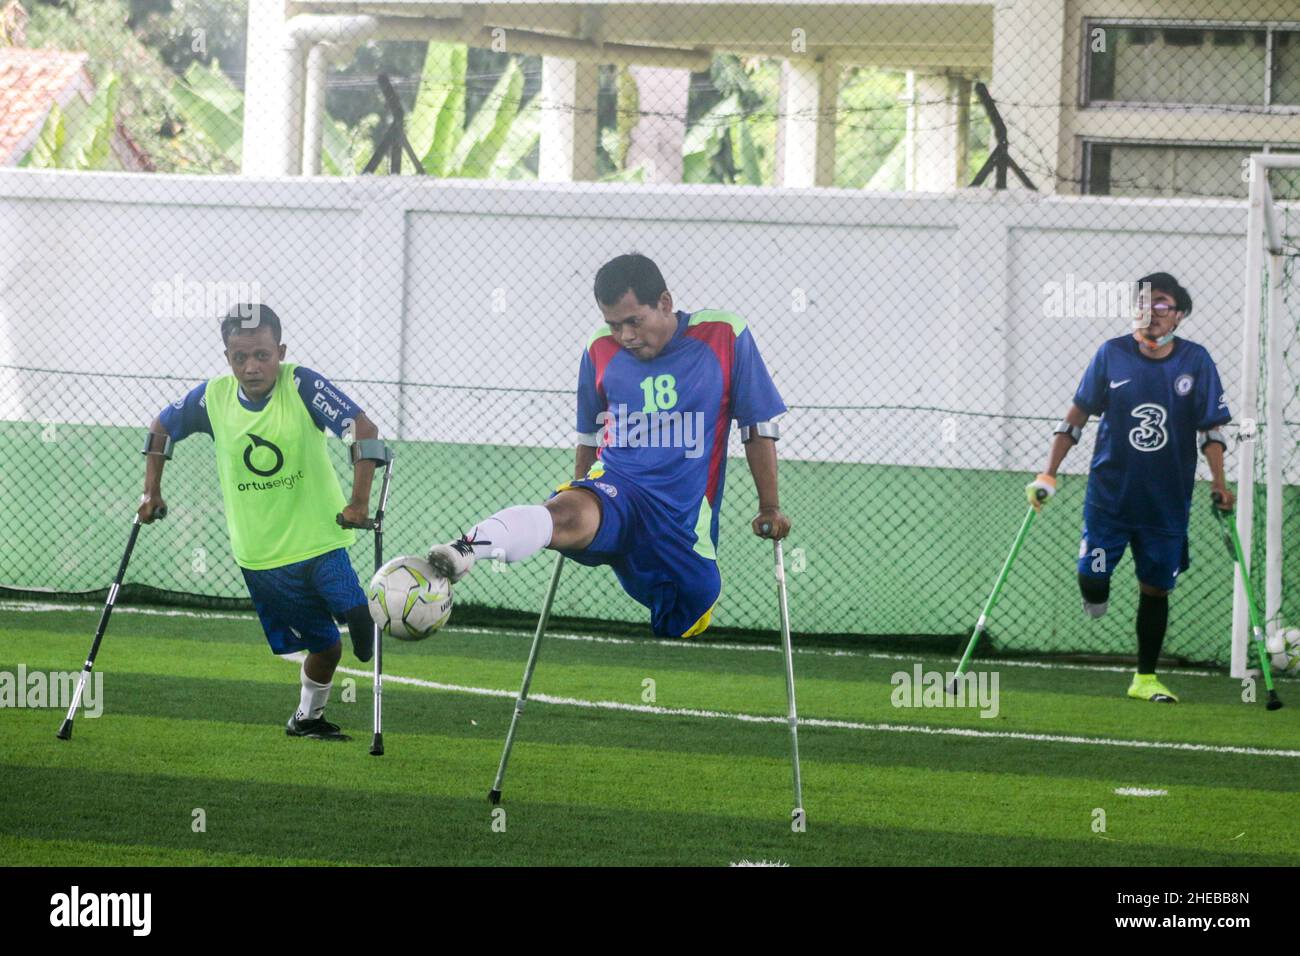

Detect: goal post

[1234,152,1300,678]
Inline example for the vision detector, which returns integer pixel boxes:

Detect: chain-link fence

[2,1,1299,666]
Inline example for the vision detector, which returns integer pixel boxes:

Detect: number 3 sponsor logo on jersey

[1129,403,1168,452]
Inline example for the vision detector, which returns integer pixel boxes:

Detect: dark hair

[1136,273,1192,316]
[220,303,282,345]
[594,254,667,307]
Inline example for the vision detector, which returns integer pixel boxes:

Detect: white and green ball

[1269,627,1300,676]
[368,556,453,641]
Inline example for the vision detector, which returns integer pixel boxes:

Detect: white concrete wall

[0,169,1261,480]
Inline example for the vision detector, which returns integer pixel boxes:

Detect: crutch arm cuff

[350,439,393,466]
[740,421,781,443]
[142,431,174,460]
[1053,420,1082,444]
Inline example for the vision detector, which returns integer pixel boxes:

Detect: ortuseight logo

[50,886,151,936]
[243,433,284,477]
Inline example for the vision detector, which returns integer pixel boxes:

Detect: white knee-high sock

[467,505,553,563]
[297,665,331,721]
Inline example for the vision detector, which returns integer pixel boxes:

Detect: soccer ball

[1269,627,1300,677]
[368,556,453,641]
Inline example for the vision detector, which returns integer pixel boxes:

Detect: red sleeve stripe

[684,322,735,504]
[589,335,620,400]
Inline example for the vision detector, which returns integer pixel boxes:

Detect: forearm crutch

[763,525,805,827]
[343,439,396,755]
[58,504,166,740]
[489,552,565,805]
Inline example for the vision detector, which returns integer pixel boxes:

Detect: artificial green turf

[2,606,1298,866]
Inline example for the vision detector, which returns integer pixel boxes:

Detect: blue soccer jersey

[575,309,786,550]
[1073,336,1230,532]
[157,366,363,442]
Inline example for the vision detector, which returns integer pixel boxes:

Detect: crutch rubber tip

[1267,693,1283,711]
[488,789,502,805]
[369,733,384,755]
[944,678,959,696]
[56,721,73,740]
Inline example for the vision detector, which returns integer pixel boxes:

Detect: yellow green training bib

[206,362,355,569]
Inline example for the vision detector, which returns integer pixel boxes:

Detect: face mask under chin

[1132,315,1175,349]
[1133,325,1175,349]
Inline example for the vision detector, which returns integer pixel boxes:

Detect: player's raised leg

[425,490,600,581]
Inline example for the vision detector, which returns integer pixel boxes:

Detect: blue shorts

[552,474,721,638]
[1076,512,1190,592]
[241,548,368,655]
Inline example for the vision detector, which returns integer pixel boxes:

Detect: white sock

[467,505,554,563]
[297,665,331,721]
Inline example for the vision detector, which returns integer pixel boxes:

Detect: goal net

[1234,154,1300,677]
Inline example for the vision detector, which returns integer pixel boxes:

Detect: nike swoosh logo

[1109,379,1131,389]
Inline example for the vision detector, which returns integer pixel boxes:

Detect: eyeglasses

[1142,302,1179,316]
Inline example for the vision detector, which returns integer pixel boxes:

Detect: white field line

[1114,788,1169,796]
[306,657,1300,760]
[0,599,1238,680]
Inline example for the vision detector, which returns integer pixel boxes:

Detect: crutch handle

[1210,490,1233,514]
[337,513,376,530]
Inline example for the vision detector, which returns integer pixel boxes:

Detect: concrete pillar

[906,73,971,192]
[539,57,600,182]
[779,58,838,188]
[625,66,688,183]
[991,0,1065,194]
[301,42,329,175]
[242,0,302,176]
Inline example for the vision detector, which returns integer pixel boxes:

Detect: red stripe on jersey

[589,335,621,399]
[684,321,735,505]
[588,335,621,460]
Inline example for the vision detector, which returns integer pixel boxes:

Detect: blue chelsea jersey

[1073,336,1230,532]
